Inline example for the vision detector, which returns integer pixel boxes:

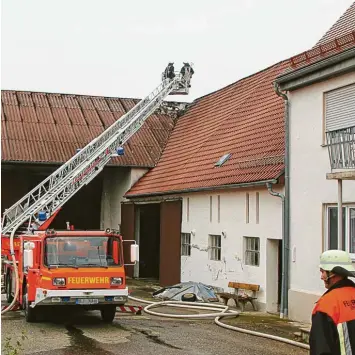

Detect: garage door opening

[137,203,160,279]
[1,164,103,231]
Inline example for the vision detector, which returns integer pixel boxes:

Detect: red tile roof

[289,31,355,70]
[1,91,175,167]
[126,61,288,197]
[316,2,355,46]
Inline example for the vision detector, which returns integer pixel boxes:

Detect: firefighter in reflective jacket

[310,250,355,355]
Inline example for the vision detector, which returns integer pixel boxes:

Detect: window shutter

[325,84,355,132]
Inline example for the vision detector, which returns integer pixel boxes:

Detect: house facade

[179,187,284,312]
[124,61,288,312]
[125,3,355,320]
[275,5,355,322]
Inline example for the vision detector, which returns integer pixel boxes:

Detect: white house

[275,3,355,323]
[179,187,284,313]
[124,3,355,321]
[123,60,288,313]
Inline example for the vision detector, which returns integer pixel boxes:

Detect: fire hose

[1,222,23,314]
[0,225,310,351]
[128,295,310,351]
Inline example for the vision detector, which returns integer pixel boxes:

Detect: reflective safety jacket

[310,278,355,355]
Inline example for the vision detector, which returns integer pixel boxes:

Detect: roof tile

[316,3,355,45]
[1,91,175,166]
[126,62,288,197]
[289,31,355,70]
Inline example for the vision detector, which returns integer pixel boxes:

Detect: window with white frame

[208,234,221,260]
[244,237,260,266]
[325,84,355,132]
[181,233,191,256]
[325,205,355,258]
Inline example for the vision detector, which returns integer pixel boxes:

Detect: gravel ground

[1,279,309,355]
[2,308,308,355]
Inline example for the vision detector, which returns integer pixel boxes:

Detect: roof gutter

[1,160,154,169]
[273,82,290,319]
[275,47,355,91]
[125,178,280,199]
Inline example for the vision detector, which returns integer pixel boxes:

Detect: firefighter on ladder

[162,62,175,81]
[309,249,355,355]
[180,62,194,88]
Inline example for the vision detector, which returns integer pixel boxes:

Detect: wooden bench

[217,282,260,312]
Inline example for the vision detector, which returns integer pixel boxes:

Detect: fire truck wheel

[100,305,116,323]
[23,287,37,323]
[6,274,14,303]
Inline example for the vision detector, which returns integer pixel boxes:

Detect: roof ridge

[1,90,189,111]
[194,59,289,102]
[289,30,355,70]
[1,89,143,101]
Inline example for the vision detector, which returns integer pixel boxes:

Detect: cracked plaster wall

[180,187,283,307]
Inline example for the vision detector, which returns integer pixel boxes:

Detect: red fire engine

[1,68,192,322]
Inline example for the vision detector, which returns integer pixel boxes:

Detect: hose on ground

[128,295,310,350]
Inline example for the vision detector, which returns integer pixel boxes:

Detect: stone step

[300,327,310,344]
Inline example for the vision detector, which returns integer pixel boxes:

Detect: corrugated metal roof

[316,2,355,46]
[1,91,175,166]
[126,61,288,197]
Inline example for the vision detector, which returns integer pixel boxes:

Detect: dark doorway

[138,203,160,279]
[1,164,103,231]
[278,240,283,308]
[50,173,103,230]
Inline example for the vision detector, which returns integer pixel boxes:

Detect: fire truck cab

[2,228,138,323]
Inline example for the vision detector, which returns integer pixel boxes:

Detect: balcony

[326,126,355,170]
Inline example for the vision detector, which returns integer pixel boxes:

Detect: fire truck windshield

[44,236,123,268]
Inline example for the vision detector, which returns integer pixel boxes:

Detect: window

[350,208,355,255]
[325,206,355,258]
[325,84,355,132]
[187,198,190,222]
[244,237,260,266]
[44,236,123,267]
[256,192,260,224]
[209,234,221,261]
[210,196,213,222]
[215,153,231,167]
[246,193,250,223]
[217,195,221,223]
[181,233,191,256]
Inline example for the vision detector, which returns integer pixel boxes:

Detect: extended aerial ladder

[1,70,192,236]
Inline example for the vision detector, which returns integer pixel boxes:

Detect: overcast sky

[1,0,354,102]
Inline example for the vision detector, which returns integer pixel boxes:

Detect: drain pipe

[273,82,290,318]
[266,183,286,319]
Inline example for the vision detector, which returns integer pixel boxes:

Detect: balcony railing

[326,126,355,170]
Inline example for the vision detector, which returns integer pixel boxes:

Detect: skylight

[215,153,232,167]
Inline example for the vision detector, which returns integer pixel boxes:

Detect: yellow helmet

[319,250,355,277]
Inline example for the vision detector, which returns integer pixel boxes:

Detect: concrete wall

[100,167,148,229]
[180,186,284,311]
[288,72,355,323]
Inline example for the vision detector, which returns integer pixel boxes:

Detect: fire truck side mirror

[130,244,139,263]
[24,242,35,268]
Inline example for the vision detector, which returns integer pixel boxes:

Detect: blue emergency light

[116,147,124,156]
[38,211,47,222]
